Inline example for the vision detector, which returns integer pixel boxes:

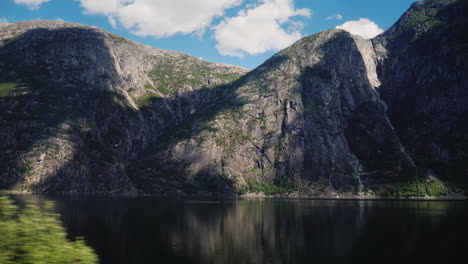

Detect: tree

[0,196,98,263]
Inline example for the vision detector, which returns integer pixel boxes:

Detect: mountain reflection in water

[11,196,468,264]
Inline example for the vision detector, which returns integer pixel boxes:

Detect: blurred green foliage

[0,196,98,264]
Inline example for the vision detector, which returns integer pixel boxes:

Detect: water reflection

[11,196,468,264]
[169,200,369,264]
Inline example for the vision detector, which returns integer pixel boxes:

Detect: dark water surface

[11,196,468,264]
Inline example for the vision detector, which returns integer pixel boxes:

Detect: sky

[0,0,417,69]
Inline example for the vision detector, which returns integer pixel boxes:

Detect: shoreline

[2,190,466,201]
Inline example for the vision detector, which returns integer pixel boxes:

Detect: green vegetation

[238,178,299,195]
[405,8,443,29]
[213,73,243,82]
[262,131,276,140]
[107,33,127,42]
[148,56,242,96]
[0,196,98,263]
[258,86,270,94]
[217,108,242,119]
[147,54,242,98]
[375,179,449,197]
[214,128,251,154]
[302,32,321,43]
[0,82,30,97]
[0,80,94,123]
[406,8,444,43]
[136,94,159,108]
[388,6,446,42]
[214,129,251,154]
[197,120,219,133]
[144,82,171,96]
[18,162,33,174]
[280,31,327,58]
[109,93,128,109]
[158,93,245,149]
[149,63,193,94]
[138,84,174,108]
[231,130,252,142]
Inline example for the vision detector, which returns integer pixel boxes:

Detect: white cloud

[327,14,343,20]
[214,0,312,57]
[76,0,242,37]
[336,18,384,39]
[76,0,125,15]
[14,0,51,10]
[0,17,8,23]
[108,16,117,28]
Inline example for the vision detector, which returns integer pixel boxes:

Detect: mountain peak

[382,0,463,39]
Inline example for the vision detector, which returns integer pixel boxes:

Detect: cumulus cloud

[76,0,242,37]
[214,0,312,57]
[327,14,343,20]
[76,0,125,15]
[336,18,384,39]
[14,0,51,10]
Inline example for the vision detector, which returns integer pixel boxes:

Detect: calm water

[11,196,468,264]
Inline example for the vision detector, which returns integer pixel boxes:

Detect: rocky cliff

[375,0,468,186]
[1,0,466,197]
[0,20,247,194]
[130,30,416,196]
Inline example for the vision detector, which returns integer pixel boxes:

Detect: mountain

[0,21,247,194]
[1,0,467,197]
[129,30,416,196]
[375,0,468,186]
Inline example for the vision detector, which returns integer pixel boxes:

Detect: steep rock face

[0,21,247,194]
[131,30,415,195]
[375,0,468,184]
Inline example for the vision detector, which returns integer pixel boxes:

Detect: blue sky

[0,0,416,69]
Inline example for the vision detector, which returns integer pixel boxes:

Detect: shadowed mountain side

[0,23,247,194]
[128,30,415,196]
[127,78,248,195]
[297,32,415,191]
[375,0,468,185]
[0,27,138,194]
